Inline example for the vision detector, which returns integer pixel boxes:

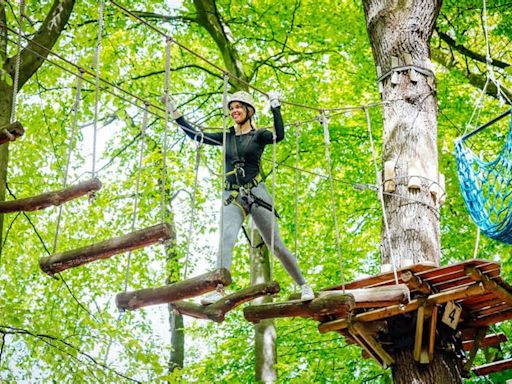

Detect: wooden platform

[318,260,512,374]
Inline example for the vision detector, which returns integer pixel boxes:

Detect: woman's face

[229,102,248,124]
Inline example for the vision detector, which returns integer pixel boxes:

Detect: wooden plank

[0,121,24,145]
[433,270,501,291]
[428,306,438,361]
[401,271,431,294]
[116,269,232,311]
[460,293,497,307]
[469,309,512,327]
[0,178,102,214]
[474,303,509,318]
[244,292,354,323]
[463,333,507,351]
[170,282,280,322]
[414,305,425,361]
[466,266,512,306]
[462,297,504,311]
[473,358,512,376]
[39,223,173,275]
[463,327,488,377]
[352,322,394,368]
[326,263,436,291]
[319,283,486,333]
[422,263,499,286]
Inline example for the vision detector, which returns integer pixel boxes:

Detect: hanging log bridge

[0,178,102,213]
[39,223,173,275]
[0,121,24,145]
[310,259,512,376]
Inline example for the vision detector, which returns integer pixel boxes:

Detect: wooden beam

[468,309,512,327]
[428,305,438,361]
[0,121,24,145]
[473,358,512,376]
[466,266,512,306]
[351,322,395,368]
[463,333,508,351]
[319,282,485,333]
[291,284,409,308]
[414,305,426,362]
[0,178,102,214]
[116,268,232,311]
[244,292,354,323]
[401,270,432,294]
[463,327,488,378]
[39,223,173,275]
[171,282,280,322]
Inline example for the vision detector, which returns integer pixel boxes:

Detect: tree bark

[250,223,277,384]
[362,0,463,381]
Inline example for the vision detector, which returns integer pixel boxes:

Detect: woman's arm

[175,116,224,146]
[257,106,285,144]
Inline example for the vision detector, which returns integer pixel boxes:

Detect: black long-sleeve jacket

[176,107,284,186]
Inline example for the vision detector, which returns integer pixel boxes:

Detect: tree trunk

[249,220,277,384]
[362,0,463,381]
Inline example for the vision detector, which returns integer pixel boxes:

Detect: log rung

[39,223,173,275]
[116,268,232,311]
[0,178,102,214]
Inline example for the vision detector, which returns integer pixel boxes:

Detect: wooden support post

[319,282,485,333]
[463,333,508,351]
[171,282,280,322]
[39,223,173,275]
[463,327,488,378]
[0,121,24,145]
[116,268,232,311]
[351,322,395,368]
[414,304,425,362]
[466,266,512,306]
[473,358,512,376]
[244,292,354,323]
[401,270,431,294]
[428,305,438,361]
[0,178,102,214]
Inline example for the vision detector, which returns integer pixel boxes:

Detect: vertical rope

[473,227,481,259]
[161,36,172,224]
[10,0,25,124]
[364,107,399,285]
[294,123,300,263]
[183,135,203,279]
[219,74,229,269]
[270,107,277,274]
[321,112,345,291]
[123,102,149,292]
[52,70,84,253]
[92,0,105,178]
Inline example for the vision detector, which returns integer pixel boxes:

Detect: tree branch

[7,0,76,90]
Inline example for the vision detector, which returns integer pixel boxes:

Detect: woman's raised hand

[160,94,182,120]
[267,91,281,109]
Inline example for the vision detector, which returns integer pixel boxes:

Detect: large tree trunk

[249,221,277,383]
[362,0,463,382]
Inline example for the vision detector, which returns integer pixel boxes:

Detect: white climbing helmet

[228,91,256,114]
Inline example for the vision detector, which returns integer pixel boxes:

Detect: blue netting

[455,112,512,244]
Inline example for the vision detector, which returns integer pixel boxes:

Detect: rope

[52,70,84,253]
[364,107,399,285]
[92,0,105,179]
[294,123,300,261]
[123,103,149,293]
[219,73,229,269]
[10,0,25,124]
[270,109,277,274]
[473,227,481,259]
[183,134,203,279]
[320,112,345,291]
[161,36,172,224]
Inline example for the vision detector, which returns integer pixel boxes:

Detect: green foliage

[1,0,512,382]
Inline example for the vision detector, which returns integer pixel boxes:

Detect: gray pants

[217,183,306,286]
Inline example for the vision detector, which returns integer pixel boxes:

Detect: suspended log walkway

[0,178,101,213]
[0,121,24,145]
[40,223,172,275]
[116,268,232,311]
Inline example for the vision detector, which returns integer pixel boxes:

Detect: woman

[163,91,314,304]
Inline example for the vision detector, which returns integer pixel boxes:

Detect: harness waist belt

[224,175,261,191]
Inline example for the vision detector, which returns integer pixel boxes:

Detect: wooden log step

[171,282,280,322]
[0,121,24,145]
[291,284,409,308]
[473,358,512,376]
[244,291,355,324]
[463,333,507,351]
[0,178,102,214]
[39,223,173,275]
[116,268,232,311]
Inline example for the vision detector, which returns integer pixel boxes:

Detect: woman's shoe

[200,291,225,305]
[300,284,315,301]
